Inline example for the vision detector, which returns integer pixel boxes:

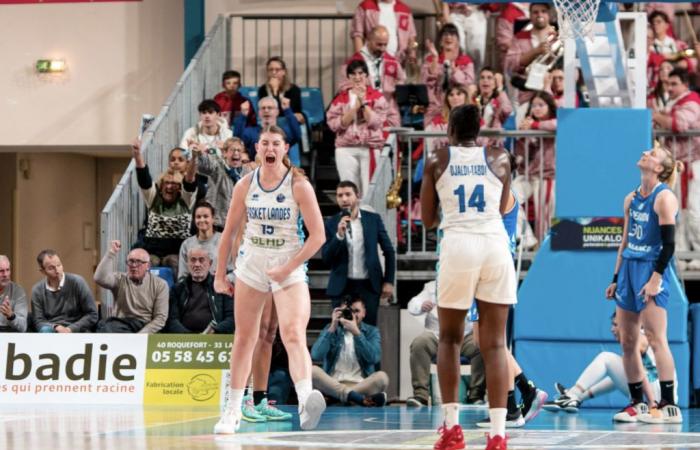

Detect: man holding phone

[322,180,396,326]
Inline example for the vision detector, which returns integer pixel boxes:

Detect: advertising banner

[0,334,232,405]
[551,217,624,250]
[0,334,147,404]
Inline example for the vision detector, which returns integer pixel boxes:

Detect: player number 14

[453,184,486,213]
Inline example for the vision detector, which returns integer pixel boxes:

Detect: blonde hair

[657,142,684,188]
[223,137,244,152]
[157,168,184,187]
[257,124,306,179]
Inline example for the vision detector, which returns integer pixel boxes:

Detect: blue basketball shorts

[615,258,671,313]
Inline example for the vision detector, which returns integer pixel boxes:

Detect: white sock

[442,403,460,428]
[228,388,244,413]
[489,408,507,438]
[295,379,313,404]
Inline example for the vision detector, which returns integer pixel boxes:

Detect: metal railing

[99,16,227,310]
[393,128,700,278]
[227,13,438,106]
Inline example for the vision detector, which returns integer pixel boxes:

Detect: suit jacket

[322,209,396,297]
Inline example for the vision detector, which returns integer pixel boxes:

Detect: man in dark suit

[322,180,396,326]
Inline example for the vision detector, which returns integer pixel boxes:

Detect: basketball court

[3,404,700,449]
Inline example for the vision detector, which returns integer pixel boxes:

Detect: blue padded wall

[515,340,690,408]
[514,238,689,343]
[691,304,700,389]
[555,108,651,218]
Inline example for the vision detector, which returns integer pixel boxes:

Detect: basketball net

[552,0,602,41]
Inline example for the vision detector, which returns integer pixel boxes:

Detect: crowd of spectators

[4,1,700,412]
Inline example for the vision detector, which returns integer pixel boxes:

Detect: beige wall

[0,154,17,262]
[10,153,127,298]
[0,0,183,147]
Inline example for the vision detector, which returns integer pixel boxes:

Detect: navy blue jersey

[622,183,670,261]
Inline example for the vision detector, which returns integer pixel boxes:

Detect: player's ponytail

[658,143,683,188]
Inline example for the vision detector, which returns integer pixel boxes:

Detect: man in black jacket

[165,246,233,333]
[322,181,396,326]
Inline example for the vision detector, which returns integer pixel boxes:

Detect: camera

[340,296,355,321]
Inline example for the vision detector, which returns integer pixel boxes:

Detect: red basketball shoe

[434,424,465,450]
[485,433,508,450]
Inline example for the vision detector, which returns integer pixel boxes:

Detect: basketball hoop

[552,0,602,41]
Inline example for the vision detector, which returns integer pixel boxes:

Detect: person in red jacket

[351,0,417,64]
[213,71,251,125]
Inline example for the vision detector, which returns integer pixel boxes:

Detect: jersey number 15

[453,184,486,213]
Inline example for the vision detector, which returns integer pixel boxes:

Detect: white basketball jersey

[436,145,506,234]
[243,168,304,253]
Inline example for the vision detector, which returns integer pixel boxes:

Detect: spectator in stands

[181,100,233,156]
[0,255,28,333]
[505,3,558,108]
[94,240,169,333]
[514,91,558,245]
[651,69,700,270]
[132,139,197,276]
[475,66,512,147]
[233,96,301,161]
[351,0,417,65]
[310,297,389,407]
[165,246,233,334]
[258,57,305,125]
[648,61,674,111]
[195,138,247,230]
[31,250,98,333]
[214,70,251,124]
[425,85,470,155]
[406,280,485,406]
[327,60,390,197]
[342,25,405,127]
[421,23,475,126]
[495,2,528,71]
[436,0,498,71]
[649,11,693,72]
[322,180,395,326]
[178,202,231,280]
[168,147,188,174]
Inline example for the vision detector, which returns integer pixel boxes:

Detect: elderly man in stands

[31,250,98,333]
[94,240,169,333]
[504,2,558,109]
[342,25,404,127]
[165,246,233,334]
[652,68,700,270]
[181,99,233,156]
[0,255,28,332]
[310,297,389,407]
[232,96,301,161]
[351,0,417,65]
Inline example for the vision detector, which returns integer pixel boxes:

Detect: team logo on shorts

[276,193,285,203]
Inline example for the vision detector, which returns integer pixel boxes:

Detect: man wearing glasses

[310,296,389,407]
[94,240,169,333]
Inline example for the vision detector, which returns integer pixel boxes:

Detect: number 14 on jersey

[453,184,486,213]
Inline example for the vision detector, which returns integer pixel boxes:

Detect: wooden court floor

[2,403,700,449]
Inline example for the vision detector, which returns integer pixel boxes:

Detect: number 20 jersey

[436,146,507,235]
[622,183,669,261]
[243,168,304,253]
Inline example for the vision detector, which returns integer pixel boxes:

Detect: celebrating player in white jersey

[421,104,516,450]
[213,125,327,434]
